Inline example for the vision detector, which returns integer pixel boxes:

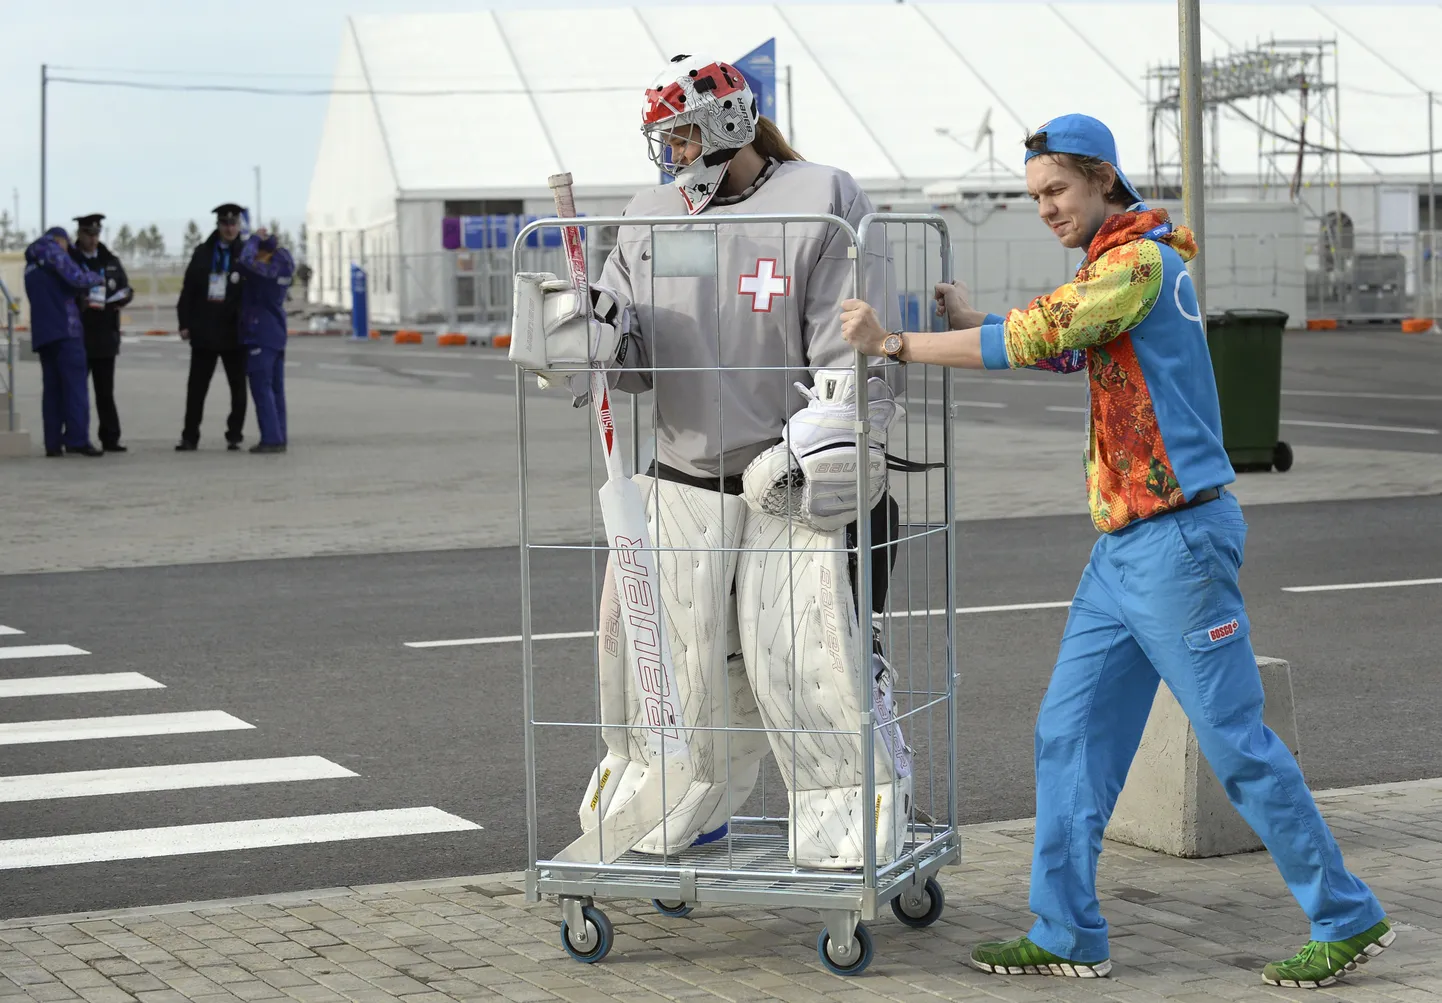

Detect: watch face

[884,333,903,355]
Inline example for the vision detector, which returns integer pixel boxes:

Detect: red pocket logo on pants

[1207,618,1240,644]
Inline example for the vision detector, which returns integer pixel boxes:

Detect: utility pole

[40,64,48,233]
[785,65,794,147]
[1429,93,1436,325]
[1178,0,1206,318]
[254,166,262,232]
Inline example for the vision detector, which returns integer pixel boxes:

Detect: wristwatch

[882,330,906,364]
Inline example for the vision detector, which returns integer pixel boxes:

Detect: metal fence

[306,228,1442,330]
[1307,230,1441,323]
[118,256,189,332]
[1,274,17,433]
[513,210,961,975]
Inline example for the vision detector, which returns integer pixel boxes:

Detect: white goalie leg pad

[578,476,768,857]
[634,652,765,853]
[576,552,646,834]
[736,508,911,869]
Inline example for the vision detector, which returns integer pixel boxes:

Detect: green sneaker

[969,935,1112,978]
[1262,919,1396,989]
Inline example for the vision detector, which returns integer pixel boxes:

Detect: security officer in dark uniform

[69,214,133,452]
[175,203,248,451]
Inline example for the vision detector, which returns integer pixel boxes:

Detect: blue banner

[736,38,777,122]
[350,264,368,340]
[447,215,570,250]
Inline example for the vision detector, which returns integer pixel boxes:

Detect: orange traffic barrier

[144,329,169,336]
[394,330,424,345]
[1401,317,1433,333]
[369,329,381,340]
[437,332,467,346]
[493,334,512,349]
[1306,318,1338,330]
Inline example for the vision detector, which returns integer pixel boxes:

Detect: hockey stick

[546,172,692,864]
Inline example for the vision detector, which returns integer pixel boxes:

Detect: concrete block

[1106,655,1301,857]
[0,428,30,458]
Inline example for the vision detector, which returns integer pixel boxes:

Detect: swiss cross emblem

[738,258,790,312]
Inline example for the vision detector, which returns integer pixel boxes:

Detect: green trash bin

[1205,309,1293,473]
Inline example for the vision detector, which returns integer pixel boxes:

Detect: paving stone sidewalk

[3,779,1439,1003]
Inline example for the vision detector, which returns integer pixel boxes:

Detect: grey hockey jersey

[599,160,898,479]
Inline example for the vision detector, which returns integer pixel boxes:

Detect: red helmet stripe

[695,62,743,98]
[643,81,687,125]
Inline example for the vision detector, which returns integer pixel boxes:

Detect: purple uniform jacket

[24,233,104,349]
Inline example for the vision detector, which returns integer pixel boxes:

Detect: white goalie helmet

[643,54,760,214]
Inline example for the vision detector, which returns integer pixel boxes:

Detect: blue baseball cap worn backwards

[1024,113,1147,208]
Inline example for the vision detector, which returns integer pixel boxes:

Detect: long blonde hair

[752,116,803,162]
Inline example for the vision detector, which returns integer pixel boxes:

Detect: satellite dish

[973,107,994,152]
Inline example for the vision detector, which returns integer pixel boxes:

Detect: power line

[1224,103,1442,158]
[47,64,338,79]
[1340,83,1437,100]
[47,75,636,97]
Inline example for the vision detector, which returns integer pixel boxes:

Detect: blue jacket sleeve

[39,240,104,289]
[238,237,295,279]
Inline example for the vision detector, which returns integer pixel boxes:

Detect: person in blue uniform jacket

[24,227,105,457]
[840,114,1392,990]
[236,229,293,454]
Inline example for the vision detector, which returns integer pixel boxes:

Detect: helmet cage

[642,59,757,177]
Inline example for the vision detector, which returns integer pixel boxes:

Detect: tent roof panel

[316,3,1436,200]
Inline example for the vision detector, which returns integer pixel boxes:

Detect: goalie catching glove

[508,271,629,397]
[743,369,905,532]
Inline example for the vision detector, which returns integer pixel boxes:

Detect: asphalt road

[1,495,1438,919]
[114,329,1442,453]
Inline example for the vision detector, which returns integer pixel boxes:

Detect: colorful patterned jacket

[979,209,1234,533]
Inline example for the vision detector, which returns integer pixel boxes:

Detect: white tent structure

[306,3,1442,322]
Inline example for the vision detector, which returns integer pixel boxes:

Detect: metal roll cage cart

[514,211,960,976]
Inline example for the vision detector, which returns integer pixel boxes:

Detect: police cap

[213,203,246,223]
[73,213,105,232]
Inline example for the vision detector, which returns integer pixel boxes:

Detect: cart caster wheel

[560,905,613,964]
[817,922,874,976]
[891,877,945,928]
[652,899,693,918]
[1273,440,1293,472]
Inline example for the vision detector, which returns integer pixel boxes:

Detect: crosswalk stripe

[0,757,357,803]
[0,673,166,699]
[0,711,253,746]
[0,808,482,869]
[0,645,89,660]
[0,626,23,636]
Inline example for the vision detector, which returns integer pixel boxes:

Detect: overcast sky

[6,0,1436,250]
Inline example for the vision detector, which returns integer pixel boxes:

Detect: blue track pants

[1027,490,1384,962]
[38,338,92,452]
[246,346,287,446]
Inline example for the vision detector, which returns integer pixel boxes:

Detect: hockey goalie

[510,54,913,869]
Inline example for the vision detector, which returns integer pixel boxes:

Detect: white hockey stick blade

[597,474,690,768]
[552,760,691,863]
[545,171,692,865]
